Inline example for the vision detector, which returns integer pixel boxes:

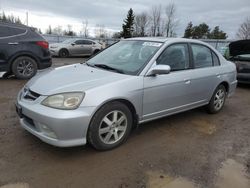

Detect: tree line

[120,4,227,39]
[0,11,22,24]
[0,9,249,40]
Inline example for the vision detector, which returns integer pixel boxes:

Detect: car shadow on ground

[237,83,250,89]
[20,106,207,156]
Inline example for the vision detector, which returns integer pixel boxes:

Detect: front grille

[23,89,40,101]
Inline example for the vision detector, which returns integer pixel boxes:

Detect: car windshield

[62,39,75,44]
[87,40,163,75]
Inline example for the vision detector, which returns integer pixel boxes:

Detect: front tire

[12,56,37,79]
[87,102,133,151]
[207,85,226,114]
[59,49,69,57]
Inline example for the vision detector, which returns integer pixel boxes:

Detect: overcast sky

[1,0,250,38]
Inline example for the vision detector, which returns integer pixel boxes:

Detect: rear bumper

[38,58,52,69]
[237,73,250,84]
[228,80,237,97]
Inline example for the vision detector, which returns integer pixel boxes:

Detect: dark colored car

[228,40,250,84]
[0,22,52,79]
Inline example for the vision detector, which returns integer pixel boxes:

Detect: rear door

[188,43,221,103]
[0,25,26,71]
[81,40,94,55]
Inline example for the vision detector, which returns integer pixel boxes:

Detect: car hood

[229,40,250,57]
[26,64,131,95]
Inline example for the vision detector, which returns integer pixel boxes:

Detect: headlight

[42,92,84,110]
[50,46,58,49]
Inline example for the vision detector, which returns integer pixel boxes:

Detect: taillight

[36,41,49,49]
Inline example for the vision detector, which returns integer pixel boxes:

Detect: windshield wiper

[85,62,94,66]
[93,64,124,74]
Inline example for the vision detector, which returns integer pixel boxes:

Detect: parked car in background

[227,40,250,84]
[16,38,237,150]
[49,39,102,57]
[0,21,51,79]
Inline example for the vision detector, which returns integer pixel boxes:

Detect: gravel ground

[0,58,249,188]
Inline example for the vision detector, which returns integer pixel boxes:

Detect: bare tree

[95,24,107,38]
[164,2,178,37]
[149,5,162,36]
[53,25,63,35]
[134,12,149,37]
[82,19,89,38]
[237,17,250,39]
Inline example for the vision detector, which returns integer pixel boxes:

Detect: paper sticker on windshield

[143,42,162,47]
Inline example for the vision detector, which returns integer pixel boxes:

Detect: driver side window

[157,43,190,71]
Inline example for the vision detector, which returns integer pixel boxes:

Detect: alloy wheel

[99,110,128,145]
[17,59,34,77]
[214,88,225,111]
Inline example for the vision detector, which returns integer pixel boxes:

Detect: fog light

[40,125,57,139]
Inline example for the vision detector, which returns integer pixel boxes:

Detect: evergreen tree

[121,8,135,38]
[192,23,210,39]
[46,25,52,34]
[183,22,193,38]
[209,26,227,39]
[0,11,22,24]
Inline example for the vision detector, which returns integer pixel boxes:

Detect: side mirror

[71,43,76,46]
[146,65,171,76]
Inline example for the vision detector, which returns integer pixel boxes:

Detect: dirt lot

[0,58,249,188]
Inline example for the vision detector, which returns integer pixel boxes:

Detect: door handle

[8,42,19,45]
[184,79,191,84]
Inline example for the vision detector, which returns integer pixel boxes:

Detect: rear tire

[12,56,37,79]
[93,49,100,55]
[87,102,133,151]
[207,85,226,114]
[59,49,69,58]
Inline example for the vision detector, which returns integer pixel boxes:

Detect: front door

[143,43,195,121]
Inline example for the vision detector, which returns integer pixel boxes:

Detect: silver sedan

[49,39,102,57]
[16,38,237,150]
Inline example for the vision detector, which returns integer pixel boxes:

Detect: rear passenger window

[212,52,220,66]
[191,44,213,68]
[0,26,11,37]
[0,26,26,38]
[9,27,26,36]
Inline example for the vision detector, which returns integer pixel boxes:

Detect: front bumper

[16,91,96,147]
[237,73,250,84]
[49,49,59,56]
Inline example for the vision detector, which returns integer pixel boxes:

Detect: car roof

[0,21,28,29]
[124,37,208,45]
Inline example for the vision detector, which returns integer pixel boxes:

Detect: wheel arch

[219,81,229,93]
[88,98,139,130]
